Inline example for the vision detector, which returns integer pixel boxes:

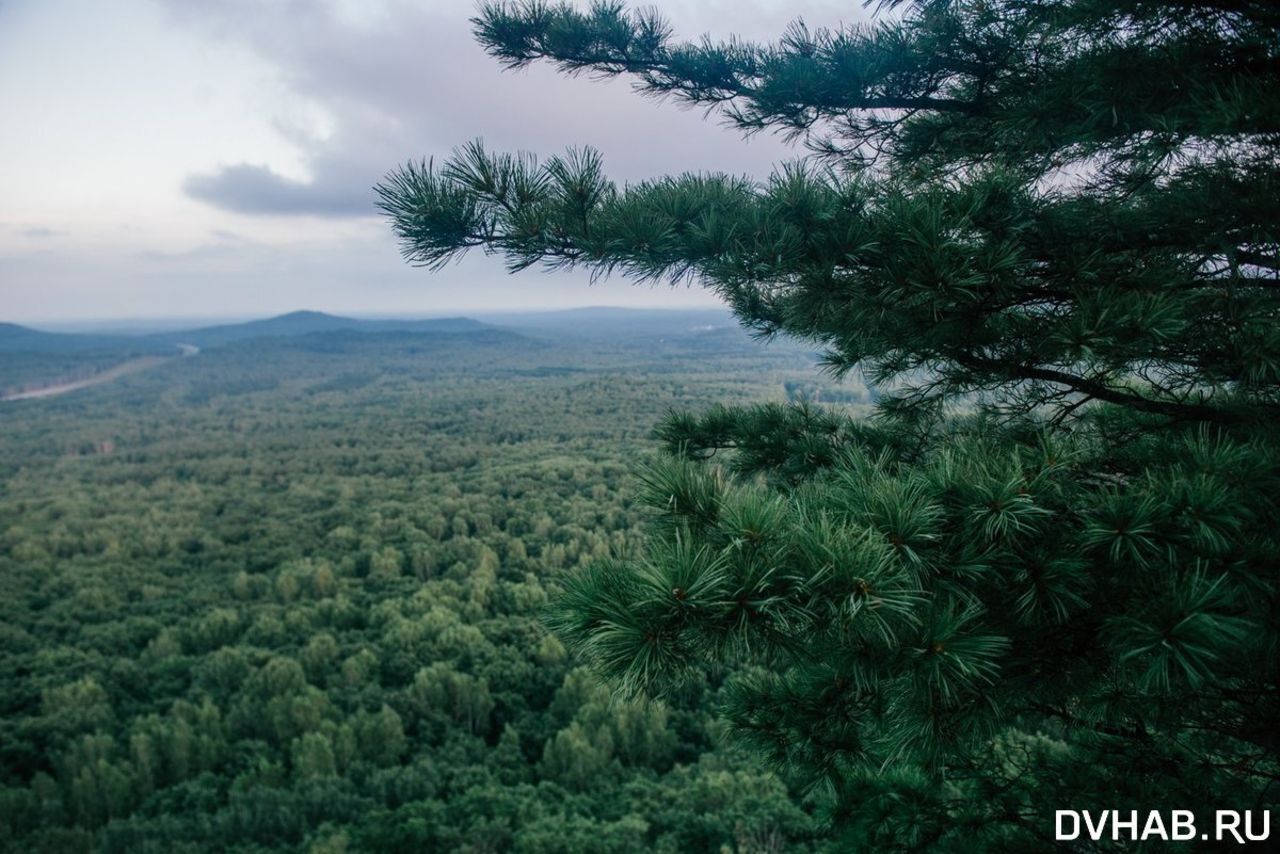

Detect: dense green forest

[0,319,868,852]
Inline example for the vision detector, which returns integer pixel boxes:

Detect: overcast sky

[0,0,865,325]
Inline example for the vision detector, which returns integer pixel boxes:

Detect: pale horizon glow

[0,0,866,324]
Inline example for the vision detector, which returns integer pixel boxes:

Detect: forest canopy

[0,323,835,852]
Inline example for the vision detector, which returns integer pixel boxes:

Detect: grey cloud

[184,163,375,217]
[165,0,861,219]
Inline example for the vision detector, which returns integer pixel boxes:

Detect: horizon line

[10,304,736,333]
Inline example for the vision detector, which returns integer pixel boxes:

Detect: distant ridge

[0,322,172,354]
[2,311,507,363]
[3,307,742,352]
[156,311,492,348]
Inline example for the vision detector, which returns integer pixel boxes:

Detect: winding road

[1,344,199,402]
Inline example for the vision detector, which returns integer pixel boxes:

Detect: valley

[0,309,872,852]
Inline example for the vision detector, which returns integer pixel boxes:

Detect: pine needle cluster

[378,0,1280,845]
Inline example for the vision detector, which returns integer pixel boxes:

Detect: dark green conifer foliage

[378,1,1280,846]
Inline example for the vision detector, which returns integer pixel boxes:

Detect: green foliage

[0,328,826,850]
[377,0,1280,847]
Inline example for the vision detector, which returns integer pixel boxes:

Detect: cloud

[5,0,866,322]
[184,163,374,217]
[164,0,858,219]
[19,226,64,239]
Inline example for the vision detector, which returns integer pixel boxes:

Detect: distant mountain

[3,308,740,353]
[156,311,492,348]
[0,322,172,354]
[1,314,533,399]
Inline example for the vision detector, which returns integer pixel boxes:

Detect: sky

[0,0,865,325]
